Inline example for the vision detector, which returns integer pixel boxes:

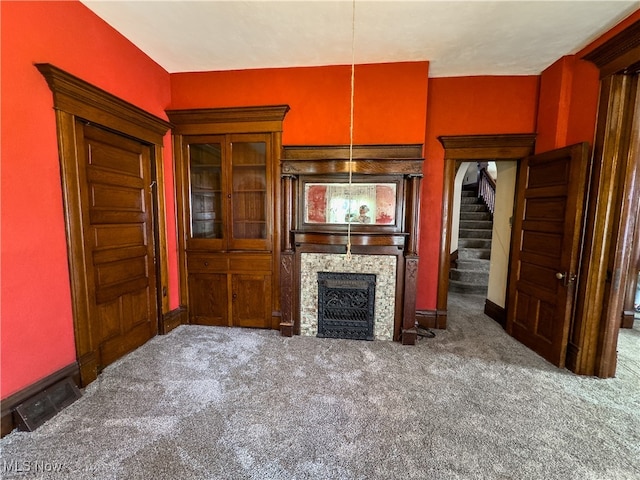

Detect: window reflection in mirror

[304,183,397,225]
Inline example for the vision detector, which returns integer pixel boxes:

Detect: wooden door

[506,143,589,367]
[79,124,158,370]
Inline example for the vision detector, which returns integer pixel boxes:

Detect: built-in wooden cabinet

[167,106,289,329]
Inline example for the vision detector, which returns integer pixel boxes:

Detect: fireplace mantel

[279,144,424,344]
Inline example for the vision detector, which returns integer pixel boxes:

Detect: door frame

[571,19,640,377]
[435,134,537,328]
[37,64,171,386]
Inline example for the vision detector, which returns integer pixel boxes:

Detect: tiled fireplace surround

[278,145,424,344]
[300,253,397,340]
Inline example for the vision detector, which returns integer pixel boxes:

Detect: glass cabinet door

[230,136,269,247]
[188,141,223,240]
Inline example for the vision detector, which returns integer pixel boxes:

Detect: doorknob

[556,272,576,286]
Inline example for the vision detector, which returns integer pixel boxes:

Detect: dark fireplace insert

[317,272,376,340]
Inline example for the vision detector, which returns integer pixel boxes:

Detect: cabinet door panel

[188,273,228,326]
[232,274,271,328]
[229,135,271,250]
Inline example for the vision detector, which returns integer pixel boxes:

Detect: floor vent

[15,377,82,431]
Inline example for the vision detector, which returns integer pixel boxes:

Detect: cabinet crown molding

[166,105,290,134]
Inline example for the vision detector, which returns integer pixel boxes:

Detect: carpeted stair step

[460,204,490,212]
[448,279,489,294]
[458,247,492,260]
[460,219,493,230]
[460,211,492,221]
[459,228,493,239]
[450,268,489,284]
[456,258,490,271]
[459,238,492,249]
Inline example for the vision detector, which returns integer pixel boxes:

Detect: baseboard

[450,249,458,269]
[161,306,187,334]
[416,309,447,329]
[484,299,506,328]
[1,362,80,438]
[621,310,635,329]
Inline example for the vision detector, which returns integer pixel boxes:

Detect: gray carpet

[1,293,639,479]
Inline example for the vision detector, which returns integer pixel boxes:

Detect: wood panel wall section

[279,145,424,344]
[167,106,289,330]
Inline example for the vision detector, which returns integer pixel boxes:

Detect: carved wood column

[402,173,422,345]
[280,174,296,336]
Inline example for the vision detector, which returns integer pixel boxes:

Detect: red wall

[0,1,175,399]
[171,62,430,145]
[419,76,540,307]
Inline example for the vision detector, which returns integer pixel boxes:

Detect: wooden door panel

[99,320,155,368]
[507,143,589,367]
[232,274,271,328]
[96,298,121,343]
[81,124,157,370]
[188,273,228,326]
[526,155,570,184]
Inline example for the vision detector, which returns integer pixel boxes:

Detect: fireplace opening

[317,272,376,340]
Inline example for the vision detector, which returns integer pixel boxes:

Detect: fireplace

[317,272,376,340]
[300,253,396,340]
[279,144,424,344]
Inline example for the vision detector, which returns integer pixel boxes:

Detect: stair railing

[478,167,496,217]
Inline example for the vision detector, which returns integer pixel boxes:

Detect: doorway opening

[436,134,536,329]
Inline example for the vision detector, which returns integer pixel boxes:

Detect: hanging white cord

[346,0,356,262]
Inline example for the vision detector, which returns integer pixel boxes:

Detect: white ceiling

[80,0,639,77]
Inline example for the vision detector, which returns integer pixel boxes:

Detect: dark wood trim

[582,19,640,78]
[1,363,80,438]
[282,159,424,176]
[450,249,458,269]
[37,64,171,387]
[282,144,423,160]
[416,310,447,329]
[437,134,536,328]
[438,134,536,160]
[279,252,295,336]
[161,306,188,334]
[622,311,636,329]
[37,64,170,143]
[484,299,507,328]
[401,256,419,345]
[622,180,640,329]
[568,21,640,376]
[166,105,289,135]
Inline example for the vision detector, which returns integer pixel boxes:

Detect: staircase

[449,190,493,294]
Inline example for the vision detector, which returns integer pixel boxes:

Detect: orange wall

[419,76,540,307]
[3,1,635,401]
[170,62,430,145]
[535,56,600,154]
[0,1,174,399]
[535,8,640,154]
